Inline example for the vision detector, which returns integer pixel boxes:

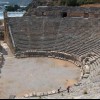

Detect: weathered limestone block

[51,90,56,94]
[84,65,90,74]
[83,74,89,78]
[28,92,33,97]
[47,91,52,95]
[32,91,36,97]
[24,94,29,98]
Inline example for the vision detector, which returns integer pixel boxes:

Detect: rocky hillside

[26,0,100,8]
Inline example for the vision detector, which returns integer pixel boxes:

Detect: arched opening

[61,12,67,18]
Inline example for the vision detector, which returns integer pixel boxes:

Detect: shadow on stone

[1,47,8,55]
[9,95,16,99]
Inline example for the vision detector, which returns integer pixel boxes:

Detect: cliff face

[26,0,61,8]
[26,0,51,8]
[26,0,100,9]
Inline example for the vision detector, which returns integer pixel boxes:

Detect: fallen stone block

[83,74,89,78]
[36,92,41,97]
[24,94,29,98]
[29,92,33,97]
[47,91,52,95]
[52,90,56,94]
[32,92,36,97]
[9,95,16,99]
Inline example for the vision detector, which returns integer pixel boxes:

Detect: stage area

[0,43,81,99]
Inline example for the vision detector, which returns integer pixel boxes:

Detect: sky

[0,0,32,6]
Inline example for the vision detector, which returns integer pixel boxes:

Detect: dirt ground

[0,42,81,99]
[81,4,100,8]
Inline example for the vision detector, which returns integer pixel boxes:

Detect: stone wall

[25,6,100,18]
[4,12,15,53]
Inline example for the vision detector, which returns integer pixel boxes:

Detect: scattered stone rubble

[0,52,3,67]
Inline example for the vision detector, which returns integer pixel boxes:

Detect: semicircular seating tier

[7,16,100,57]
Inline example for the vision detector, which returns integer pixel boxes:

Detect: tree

[67,0,78,6]
[60,0,78,6]
[5,5,20,12]
[77,0,85,5]
[77,0,100,5]
[14,5,20,11]
[60,0,67,6]
[5,5,15,11]
[60,0,100,6]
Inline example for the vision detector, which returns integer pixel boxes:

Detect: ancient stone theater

[1,0,100,99]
